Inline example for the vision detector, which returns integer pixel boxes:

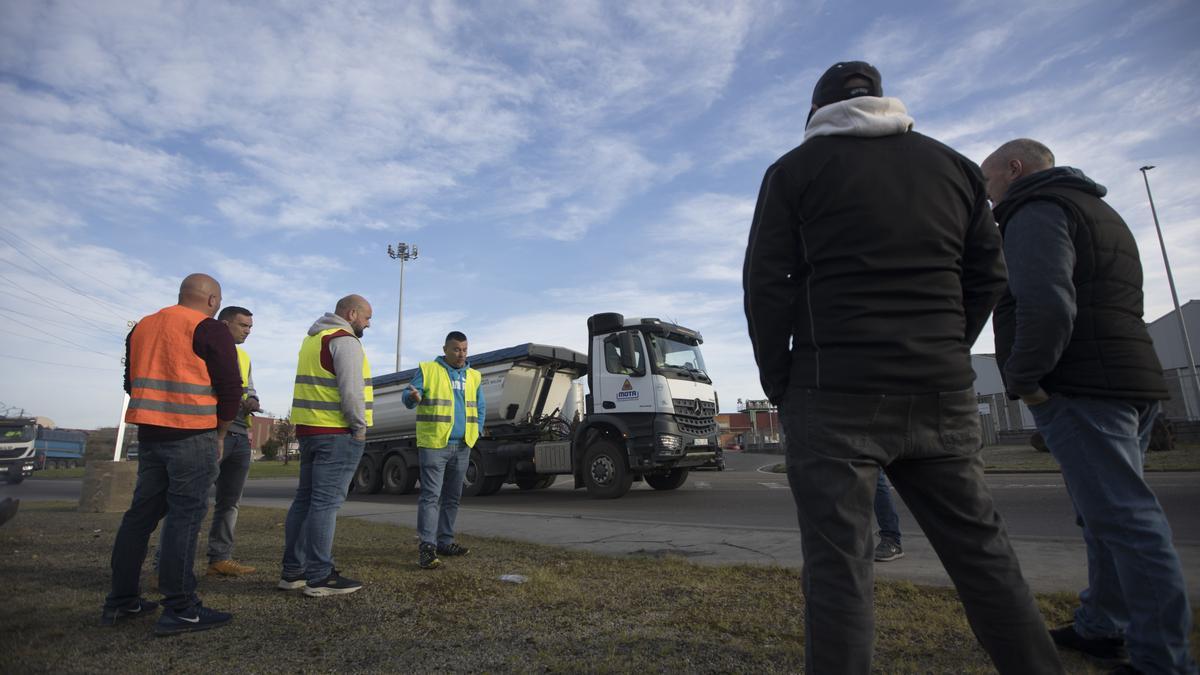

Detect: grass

[30,460,302,481]
[5,502,1196,673]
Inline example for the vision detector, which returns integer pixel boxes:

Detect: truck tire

[382,454,416,495]
[516,475,557,491]
[463,449,504,497]
[583,441,632,499]
[645,468,689,491]
[353,457,383,495]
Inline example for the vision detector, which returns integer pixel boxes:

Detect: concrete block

[78,460,138,513]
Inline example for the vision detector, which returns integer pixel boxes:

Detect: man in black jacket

[984,138,1195,674]
[743,62,1061,674]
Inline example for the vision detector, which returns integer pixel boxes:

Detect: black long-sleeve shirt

[124,317,242,441]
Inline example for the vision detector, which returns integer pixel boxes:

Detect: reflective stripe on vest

[415,361,480,448]
[126,304,218,429]
[290,327,374,428]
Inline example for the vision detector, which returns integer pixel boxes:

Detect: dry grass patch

[2,502,1193,673]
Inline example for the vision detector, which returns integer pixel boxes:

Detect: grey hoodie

[307,312,369,434]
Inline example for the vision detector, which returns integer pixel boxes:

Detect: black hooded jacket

[992,167,1167,400]
[743,105,1006,402]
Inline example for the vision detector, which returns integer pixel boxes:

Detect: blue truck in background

[0,417,88,484]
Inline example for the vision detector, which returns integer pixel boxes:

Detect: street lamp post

[1140,166,1200,419]
[387,242,419,373]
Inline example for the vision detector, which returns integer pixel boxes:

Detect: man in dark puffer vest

[984,138,1194,674]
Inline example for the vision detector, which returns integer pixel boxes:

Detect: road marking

[758,482,789,490]
[693,481,711,489]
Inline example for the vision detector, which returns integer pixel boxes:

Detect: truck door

[593,330,653,413]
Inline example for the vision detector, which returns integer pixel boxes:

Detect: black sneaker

[436,542,470,557]
[153,603,233,636]
[100,597,159,626]
[1049,624,1128,662]
[277,571,306,591]
[303,571,363,597]
[418,543,441,569]
[874,538,904,562]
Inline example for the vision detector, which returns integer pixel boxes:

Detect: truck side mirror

[624,329,643,372]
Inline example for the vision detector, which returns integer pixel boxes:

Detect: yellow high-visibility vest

[415,361,480,448]
[291,328,373,428]
[236,346,253,428]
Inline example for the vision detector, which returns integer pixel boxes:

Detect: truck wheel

[462,449,486,497]
[353,457,383,495]
[583,441,632,499]
[382,454,416,495]
[645,468,689,491]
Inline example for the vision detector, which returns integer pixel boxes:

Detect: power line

[0,307,121,358]
[0,229,132,322]
[0,303,126,342]
[0,224,132,298]
[0,272,125,334]
[0,353,121,372]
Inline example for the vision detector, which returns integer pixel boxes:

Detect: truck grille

[671,398,717,435]
[0,447,31,459]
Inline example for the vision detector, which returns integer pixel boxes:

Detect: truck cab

[575,313,720,497]
[0,418,39,484]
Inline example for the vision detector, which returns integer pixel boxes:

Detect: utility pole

[1140,166,1200,419]
[387,242,419,373]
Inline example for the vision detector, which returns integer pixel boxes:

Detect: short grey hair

[990,138,1055,172]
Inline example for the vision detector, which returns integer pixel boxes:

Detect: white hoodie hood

[804,96,914,142]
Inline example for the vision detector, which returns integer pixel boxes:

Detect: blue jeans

[105,431,218,612]
[874,472,901,542]
[281,433,364,583]
[207,432,252,562]
[417,444,469,548]
[1030,396,1196,674]
[781,387,1060,675]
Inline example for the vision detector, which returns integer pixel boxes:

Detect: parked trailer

[356,313,721,500]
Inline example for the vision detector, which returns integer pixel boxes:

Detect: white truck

[355,313,721,499]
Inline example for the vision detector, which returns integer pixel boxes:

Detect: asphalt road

[5,453,1198,597]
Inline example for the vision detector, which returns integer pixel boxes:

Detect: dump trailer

[357,313,721,500]
[0,417,87,483]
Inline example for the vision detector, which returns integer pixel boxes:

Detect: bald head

[178,273,222,317]
[981,138,1055,204]
[335,294,372,338]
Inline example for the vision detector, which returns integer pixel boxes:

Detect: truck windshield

[0,424,35,443]
[647,334,710,383]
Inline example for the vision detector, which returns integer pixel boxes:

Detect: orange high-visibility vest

[126,305,218,429]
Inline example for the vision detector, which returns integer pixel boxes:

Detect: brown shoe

[207,559,257,577]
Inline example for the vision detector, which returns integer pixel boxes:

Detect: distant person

[403,331,486,569]
[280,295,374,597]
[873,474,902,562]
[103,273,241,635]
[743,62,1061,673]
[983,138,1195,673]
[204,306,261,577]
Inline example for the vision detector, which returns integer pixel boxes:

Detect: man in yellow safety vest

[280,294,373,596]
[404,331,485,569]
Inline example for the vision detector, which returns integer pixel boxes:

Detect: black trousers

[781,387,1062,675]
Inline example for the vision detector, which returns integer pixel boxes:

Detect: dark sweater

[124,317,242,441]
[744,129,1006,402]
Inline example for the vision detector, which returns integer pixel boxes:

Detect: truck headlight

[656,434,682,451]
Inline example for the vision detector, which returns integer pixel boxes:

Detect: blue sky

[1,0,1197,429]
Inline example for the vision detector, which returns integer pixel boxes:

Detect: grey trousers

[206,432,252,563]
[781,387,1062,675]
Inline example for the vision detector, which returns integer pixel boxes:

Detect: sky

[1,0,1198,430]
